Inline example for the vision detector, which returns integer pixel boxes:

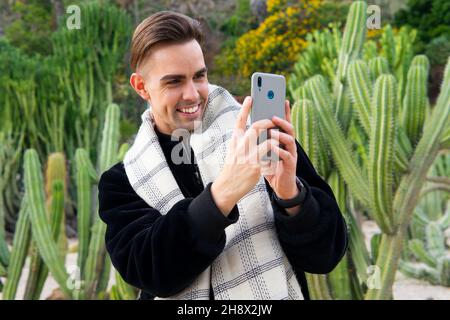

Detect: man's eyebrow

[160,67,208,82]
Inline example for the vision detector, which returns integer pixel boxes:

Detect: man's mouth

[176,103,201,115]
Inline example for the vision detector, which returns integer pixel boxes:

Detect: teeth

[178,104,199,114]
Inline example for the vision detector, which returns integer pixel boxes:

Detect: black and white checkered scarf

[123,84,303,300]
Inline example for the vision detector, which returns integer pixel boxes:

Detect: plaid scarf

[123,84,304,300]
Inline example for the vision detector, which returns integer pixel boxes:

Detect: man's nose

[182,81,200,102]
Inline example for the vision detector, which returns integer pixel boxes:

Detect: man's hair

[130,11,204,71]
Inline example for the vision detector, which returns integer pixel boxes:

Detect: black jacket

[98,126,348,300]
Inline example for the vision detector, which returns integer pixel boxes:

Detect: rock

[45,288,66,300]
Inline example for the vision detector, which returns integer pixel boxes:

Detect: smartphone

[250,72,286,161]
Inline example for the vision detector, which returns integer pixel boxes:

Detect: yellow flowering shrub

[215,0,323,86]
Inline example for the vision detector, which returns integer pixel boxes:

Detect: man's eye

[195,73,206,79]
[167,80,180,85]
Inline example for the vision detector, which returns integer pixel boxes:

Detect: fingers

[244,124,259,159]
[247,119,276,137]
[261,158,279,176]
[235,96,252,132]
[285,100,292,124]
[271,114,294,137]
[269,142,294,163]
[268,129,296,156]
[241,118,276,152]
[256,138,278,162]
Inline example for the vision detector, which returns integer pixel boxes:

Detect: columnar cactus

[23,153,67,299]
[52,2,131,162]
[333,0,367,132]
[0,2,133,300]
[368,74,397,235]
[84,103,120,298]
[2,196,31,299]
[1,103,135,300]
[23,150,72,299]
[291,0,450,299]
[401,56,429,147]
[75,148,98,283]
[368,57,390,82]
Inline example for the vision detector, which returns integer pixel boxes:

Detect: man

[98,11,347,300]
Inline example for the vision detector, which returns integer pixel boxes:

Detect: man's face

[130,39,209,135]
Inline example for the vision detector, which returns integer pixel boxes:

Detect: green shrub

[425,34,450,66]
[4,0,53,56]
[394,0,450,53]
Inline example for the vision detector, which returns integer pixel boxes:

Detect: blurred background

[0,0,449,300]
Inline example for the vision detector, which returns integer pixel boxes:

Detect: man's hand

[211,96,277,216]
[262,100,301,216]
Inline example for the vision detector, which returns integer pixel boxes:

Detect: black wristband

[272,177,307,208]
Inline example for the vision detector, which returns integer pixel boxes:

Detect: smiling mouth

[176,103,201,114]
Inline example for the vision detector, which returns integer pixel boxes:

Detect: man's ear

[130,73,151,101]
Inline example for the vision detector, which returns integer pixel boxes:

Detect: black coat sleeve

[265,140,348,274]
[98,163,239,298]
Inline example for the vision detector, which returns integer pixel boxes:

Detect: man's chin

[170,120,202,135]
[177,110,205,130]
[184,119,203,133]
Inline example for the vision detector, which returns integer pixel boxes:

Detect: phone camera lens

[257,76,262,87]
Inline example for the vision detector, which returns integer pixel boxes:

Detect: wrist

[275,178,299,200]
[272,177,307,209]
[211,178,238,217]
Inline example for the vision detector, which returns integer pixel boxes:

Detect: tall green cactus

[369,57,390,82]
[33,180,65,299]
[24,153,67,299]
[291,99,330,178]
[365,57,450,299]
[368,75,397,234]
[1,102,135,300]
[380,25,396,70]
[333,1,367,132]
[84,103,120,298]
[326,171,354,300]
[23,150,72,299]
[290,0,450,300]
[306,75,370,207]
[2,196,31,299]
[52,2,131,163]
[347,60,372,135]
[401,57,429,147]
[75,148,98,284]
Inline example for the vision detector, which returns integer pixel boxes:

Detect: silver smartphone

[250,72,286,161]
